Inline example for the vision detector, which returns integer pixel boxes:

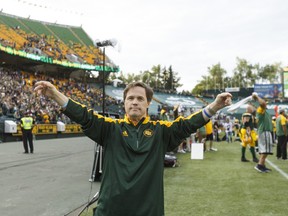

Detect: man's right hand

[34,81,69,107]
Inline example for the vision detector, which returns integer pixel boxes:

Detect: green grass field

[81,140,288,216]
[164,141,288,216]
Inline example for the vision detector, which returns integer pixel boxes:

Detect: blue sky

[2,0,288,91]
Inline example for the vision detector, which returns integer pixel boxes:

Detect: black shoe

[23,152,28,154]
[241,157,250,162]
[254,164,267,173]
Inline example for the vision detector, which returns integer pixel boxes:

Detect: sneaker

[177,149,186,153]
[254,164,267,173]
[252,158,259,163]
[209,148,218,152]
[241,157,250,162]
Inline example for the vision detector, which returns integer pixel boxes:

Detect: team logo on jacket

[143,129,153,137]
[122,130,128,137]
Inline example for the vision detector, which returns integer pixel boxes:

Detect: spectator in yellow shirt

[205,119,217,151]
[271,116,276,144]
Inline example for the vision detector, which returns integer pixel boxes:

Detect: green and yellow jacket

[63,99,208,216]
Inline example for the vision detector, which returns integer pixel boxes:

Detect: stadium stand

[0,11,119,142]
[0,11,116,69]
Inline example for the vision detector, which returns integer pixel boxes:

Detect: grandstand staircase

[68,27,96,58]
[16,18,34,34]
[69,28,88,48]
[42,24,61,41]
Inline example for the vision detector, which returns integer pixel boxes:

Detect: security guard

[20,112,35,153]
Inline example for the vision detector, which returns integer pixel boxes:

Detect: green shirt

[276,114,286,136]
[64,99,207,216]
[256,106,272,133]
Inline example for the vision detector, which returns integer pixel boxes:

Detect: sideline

[266,159,288,180]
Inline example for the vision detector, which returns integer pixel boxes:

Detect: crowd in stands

[0,68,123,124]
[0,22,106,66]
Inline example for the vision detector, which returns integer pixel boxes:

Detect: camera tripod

[89,142,103,182]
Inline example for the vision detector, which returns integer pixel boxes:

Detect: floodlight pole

[91,39,117,183]
[102,47,106,115]
[96,39,117,115]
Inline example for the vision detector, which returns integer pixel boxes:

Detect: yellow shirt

[205,120,213,134]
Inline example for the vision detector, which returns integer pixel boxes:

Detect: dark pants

[214,129,220,141]
[277,135,287,159]
[22,129,34,153]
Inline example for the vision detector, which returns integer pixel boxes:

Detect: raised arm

[34,81,69,107]
[202,92,232,120]
[252,92,266,109]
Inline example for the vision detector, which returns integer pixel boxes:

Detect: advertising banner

[254,84,283,98]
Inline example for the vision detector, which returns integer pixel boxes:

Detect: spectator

[276,109,287,160]
[205,119,217,151]
[253,93,274,173]
[223,117,233,143]
[213,120,220,142]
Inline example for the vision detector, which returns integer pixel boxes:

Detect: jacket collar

[124,115,150,126]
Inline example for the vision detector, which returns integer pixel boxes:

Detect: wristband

[203,108,212,118]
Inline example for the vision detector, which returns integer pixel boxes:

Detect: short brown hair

[123,81,154,103]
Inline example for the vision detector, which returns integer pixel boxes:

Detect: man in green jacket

[34,81,232,216]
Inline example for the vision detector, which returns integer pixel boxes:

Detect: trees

[232,57,256,88]
[192,63,227,95]
[108,58,283,95]
[110,64,182,92]
[192,58,283,95]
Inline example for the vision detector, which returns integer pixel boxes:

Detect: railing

[11,123,83,137]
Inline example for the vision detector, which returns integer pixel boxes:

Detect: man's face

[124,86,150,121]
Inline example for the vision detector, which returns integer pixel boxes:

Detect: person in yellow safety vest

[20,112,35,154]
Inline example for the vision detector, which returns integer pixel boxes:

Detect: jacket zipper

[136,126,140,148]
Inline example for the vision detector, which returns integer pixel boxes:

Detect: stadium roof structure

[0,12,119,76]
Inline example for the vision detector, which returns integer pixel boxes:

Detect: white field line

[266,159,288,180]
